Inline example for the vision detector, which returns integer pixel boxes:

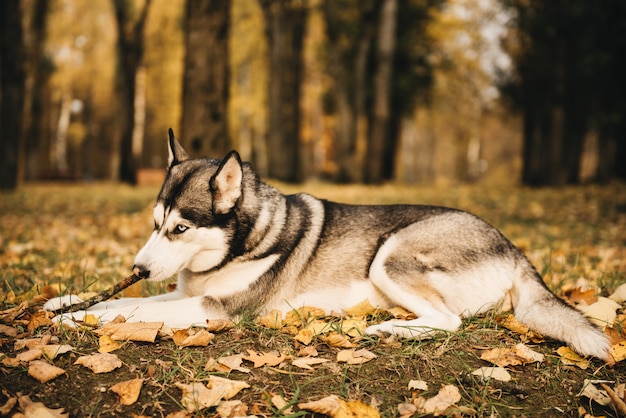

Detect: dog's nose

[133,265,150,279]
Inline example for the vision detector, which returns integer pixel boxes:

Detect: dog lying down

[45,129,609,360]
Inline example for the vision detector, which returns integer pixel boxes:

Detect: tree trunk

[365,0,397,183]
[181,0,230,159]
[111,0,151,184]
[0,0,25,190]
[259,0,307,182]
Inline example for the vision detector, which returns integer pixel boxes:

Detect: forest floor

[1,181,625,417]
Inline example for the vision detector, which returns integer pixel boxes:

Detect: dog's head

[133,129,245,282]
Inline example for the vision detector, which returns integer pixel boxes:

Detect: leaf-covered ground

[1,182,626,417]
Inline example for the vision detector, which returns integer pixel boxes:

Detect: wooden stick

[52,269,145,315]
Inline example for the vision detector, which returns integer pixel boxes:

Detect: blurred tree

[0,0,25,190]
[503,0,626,186]
[181,0,230,159]
[259,0,308,182]
[111,0,152,184]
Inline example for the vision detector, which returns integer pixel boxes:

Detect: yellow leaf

[205,319,235,332]
[480,343,544,367]
[17,394,68,417]
[471,367,511,382]
[176,382,223,413]
[256,309,284,329]
[284,306,325,327]
[41,344,74,360]
[609,341,626,363]
[110,378,144,405]
[294,328,314,345]
[343,299,378,318]
[339,319,367,337]
[298,395,380,418]
[27,310,53,333]
[387,306,417,320]
[94,322,163,342]
[321,332,354,348]
[98,335,121,353]
[556,346,590,370]
[207,375,250,399]
[83,314,99,327]
[172,329,214,347]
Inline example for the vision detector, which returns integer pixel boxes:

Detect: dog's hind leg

[364,235,462,340]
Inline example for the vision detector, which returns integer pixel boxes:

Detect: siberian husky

[46,129,609,359]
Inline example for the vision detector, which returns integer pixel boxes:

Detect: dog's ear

[210,151,243,214]
[167,128,189,169]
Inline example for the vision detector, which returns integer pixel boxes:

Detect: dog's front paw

[43,295,85,312]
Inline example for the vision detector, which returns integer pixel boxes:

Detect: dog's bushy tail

[511,262,609,359]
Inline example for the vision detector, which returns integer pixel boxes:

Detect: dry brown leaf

[14,335,52,350]
[0,396,17,416]
[0,301,28,324]
[497,314,544,343]
[294,328,314,345]
[337,349,377,365]
[321,332,355,348]
[471,367,511,382]
[284,306,325,327]
[17,394,68,417]
[94,321,163,342]
[41,344,74,360]
[480,343,544,367]
[578,379,611,406]
[256,310,284,329]
[75,352,123,373]
[172,328,214,347]
[339,319,367,337]
[207,375,250,399]
[83,313,99,327]
[386,306,416,320]
[205,319,235,332]
[243,349,288,368]
[216,400,249,417]
[609,283,626,304]
[563,287,598,306]
[98,335,121,353]
[205,354,250,374]
[28,310,53,333]
[292,357,330,370]
[415,384,461,416]
[298,395,380,418]
[343,299,378,318]
[1,356,21,367]
[397,402,417,418]
[110,378,144,405]
[28,360,67,383]
[608,341,626,364]
[0,324,18,337]
[271,394,295,415]
[578,297,620,328]
[16,348,42,362]
[176,382,223,413]
[298,346,319,357]
[164,410,190,418]
[408,380,428,391]
[557,346,590,369]
[600,383,626,416]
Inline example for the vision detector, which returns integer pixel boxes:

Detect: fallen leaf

[298,346,319,357]
[172,328,214,347]
[28,310,53,333]
[98,335,121,353]
[216,400,249,418]
[94,322,163,342]
[271,394,295,415]
[416,385,461,416]
[0,324,18,337]
[14,335,52,350]
[207,375,250,399]
[0,396,16,416]
[243,350,288,368]
[41,344,74,360]
[17,394,68,417]
[110,378,144,405]
[343,299,378,318]
[205,354,250,374]
[397,402,417,418]
[256,310,284,329]
[578,379,611,406]
[563,287,598,306]
[339,319,367,337]
[386,306,416,320]
[578,297,620,328]
[408,380,428,391]
[497,314,544,343]
[609,283,626,303]
[298,395,380,418]
[321,332,355,348]
[28,360,67,383]
[284,306,325,327]
[292,357,330,370]
[83,314,99,327]
[75,352,123,373]
[337,348,377,365]
[600,383,626,416]
[205,319,235,332]
[17,348,42,362]
[609,341,626,363]
[471,367,512,382]
[176,382,223,413]
[0,301,28,323]
[480,343,544,367]
[557,346,590,370]
[294,328,314,345]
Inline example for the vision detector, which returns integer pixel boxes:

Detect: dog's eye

[173,225,189,234]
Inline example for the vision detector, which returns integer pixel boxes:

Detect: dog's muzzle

[133,265,151,279]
